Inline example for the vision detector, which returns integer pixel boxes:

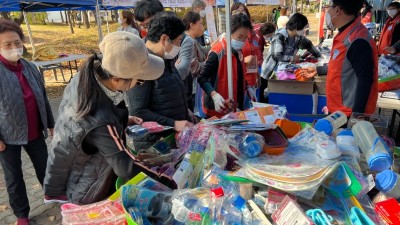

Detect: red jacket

[327,17,378,116]
[361,11,373,25]
[241,30,261,87]
[202,38,246,118]
[378,14,400,55]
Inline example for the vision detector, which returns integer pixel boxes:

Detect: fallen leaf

[0,204,8,212]
[48,216,56,222]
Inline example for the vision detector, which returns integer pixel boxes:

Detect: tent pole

[23,11,35,53]
[105,10,110,34]
[96,0,103,42]
[225,0,233,99]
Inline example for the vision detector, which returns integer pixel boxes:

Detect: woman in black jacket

[44,31,165,205]
[127,12,193,151]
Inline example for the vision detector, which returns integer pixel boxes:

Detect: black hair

[183,11,201,31]
[286,13,308,31]
[0,19,24,40]
[231,2,252,21]
[231,13,252,34]
[76,53,112,117]
[191,0,206,9]
[134,0,164,22]
[332,0,363,16]
[388,2,400,9]
[361,0,373,17]
[147,12,185,42]
[260,22,276,35]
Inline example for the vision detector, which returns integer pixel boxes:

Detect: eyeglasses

[136,79,145,86]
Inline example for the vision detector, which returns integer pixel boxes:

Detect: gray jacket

[0,59,54,145]
[44,75,121,204]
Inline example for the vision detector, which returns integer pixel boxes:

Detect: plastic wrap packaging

[61,200,126,225]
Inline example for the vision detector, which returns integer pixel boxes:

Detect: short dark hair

[183,11,201,31]
[388,2,400,9]
[260,22,276,35]
[231,2,252,21]
[332,0,363,16]
[0,19,24,40]
[231,13,252,34]
[134,0,164,22]
[286,13,308,31]
[147,12,185,42]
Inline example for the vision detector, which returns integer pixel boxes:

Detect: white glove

[212,93,226,112]
[247,86,258,102]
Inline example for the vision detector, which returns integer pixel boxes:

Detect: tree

[67,11,74,34]
[83,11,90,29]
[64,11,69,25]
[60,11,64,23]
[112,10,118,22]
[1,12,11,20]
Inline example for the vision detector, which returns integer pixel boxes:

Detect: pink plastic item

[61,200,126,225]
[142,122,164,133]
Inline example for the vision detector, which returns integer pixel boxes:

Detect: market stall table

[32,54,87,82]
[377,92,400,143]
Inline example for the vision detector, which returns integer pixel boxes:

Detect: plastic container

[314,111,348,135]
[238,133,264,158]
[348,112,390,136]
[258,127,288,155]
[352,121,392,172]
[274,119,302,138]
[316,140,342,159]
[239,182,253,200]
[376,170,400,197]
[336,130,361,161]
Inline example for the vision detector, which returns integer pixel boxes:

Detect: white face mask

[199,10,206,18]
[1,48,23,62]
[326,8,338,29]
[164,40,181,59]
[297,29,305,36]
[231,39,245,50]
[387,9,398,18]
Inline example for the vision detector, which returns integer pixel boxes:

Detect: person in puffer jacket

[0,19,54,225]
[43,31,164,205]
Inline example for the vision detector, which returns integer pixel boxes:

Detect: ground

[0,13,398,225]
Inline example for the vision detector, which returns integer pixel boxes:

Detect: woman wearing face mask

[378,2,400,55]
[117,10,140,36]
[231,3,261,107]
[44,31,165,205]
[127,12,192,151]
[197,13,252,117]
[361,0,373,25]
[0,19,54,225]
[259,13,321,103]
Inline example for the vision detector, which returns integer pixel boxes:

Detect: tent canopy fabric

[0,0,130,12]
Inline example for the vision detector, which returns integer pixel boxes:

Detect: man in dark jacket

[127,12,192,151]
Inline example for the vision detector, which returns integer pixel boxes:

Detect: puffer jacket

[44,74,126,204]
[127,53,189,150]
[0,59,54,145]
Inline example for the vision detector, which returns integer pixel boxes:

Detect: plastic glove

[212,93,226,112]
[247,86,258,102]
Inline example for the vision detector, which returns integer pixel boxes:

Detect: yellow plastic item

[274,119,302,138]
[108,172,147,201]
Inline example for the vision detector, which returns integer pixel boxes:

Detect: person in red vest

[308,0,378,116]
[378,2,400,55]
[361,0,373,25]
[198,13,252,118]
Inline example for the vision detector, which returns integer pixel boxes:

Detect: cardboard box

[269,92,318,114]
[268,79,315,95]
[315,76,327,95]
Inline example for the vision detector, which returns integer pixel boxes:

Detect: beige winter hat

[99,31,164,80]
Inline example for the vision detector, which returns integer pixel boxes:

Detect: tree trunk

[64,11,69,25]
[67,11,74,34]
[301,0,304,13]
[71,12,76,27]
[0,12,11,20]
[112,10,118,22]
[92,10,97,26]
[60,11,64,23]
[14,13,24,25]
[83,11,90,29]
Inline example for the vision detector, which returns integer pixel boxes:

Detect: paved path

[0,98,62,225]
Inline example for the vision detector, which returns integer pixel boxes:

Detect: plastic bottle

[238,133,264,158]
[352,121,392,172]
[336,130,361,161]
[221,201,242,225]
[232,196,252,225]
[314,111,348,135]
[375,170,400,197]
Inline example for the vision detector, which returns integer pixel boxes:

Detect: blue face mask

[231,39,245,50]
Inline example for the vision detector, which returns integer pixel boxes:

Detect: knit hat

[99,31,164,80]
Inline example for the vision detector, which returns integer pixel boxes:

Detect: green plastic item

[218,174,253,183]
[298,122,312,129]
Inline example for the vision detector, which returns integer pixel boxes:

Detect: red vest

[326,17,378,116]
[202,38,246,117]
[241,31,260,87]
[378,14,400,55]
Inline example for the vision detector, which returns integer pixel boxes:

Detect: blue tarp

[0,0,130,12]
